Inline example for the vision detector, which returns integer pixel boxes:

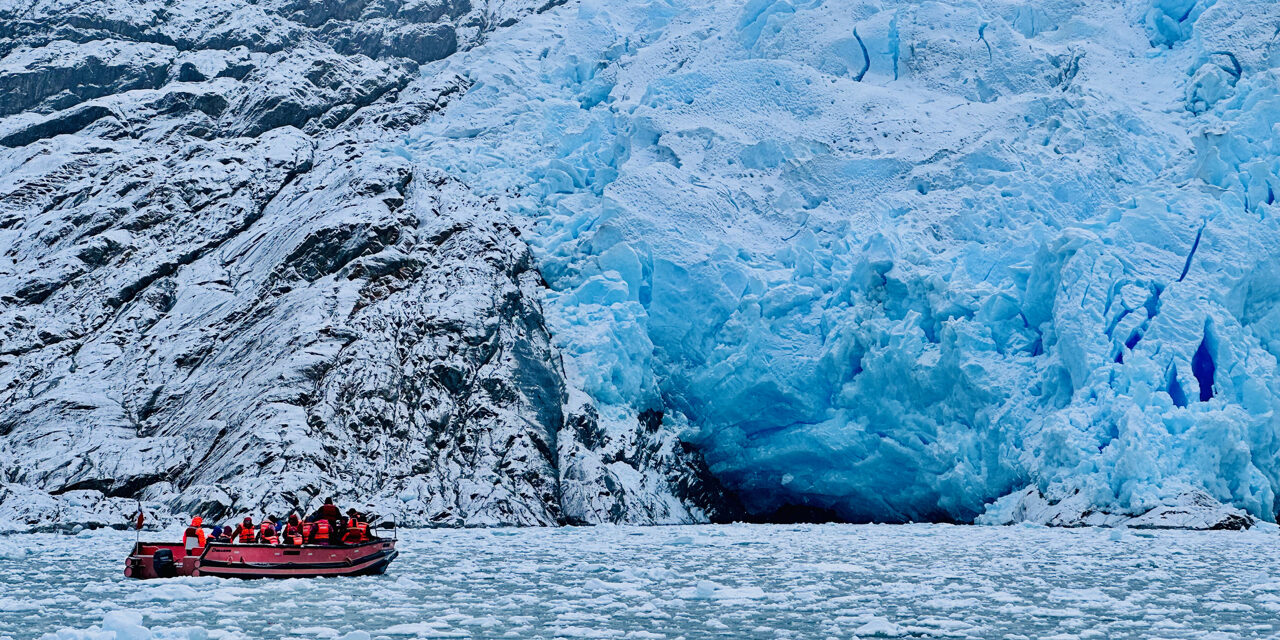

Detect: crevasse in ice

[400,0,1280,522]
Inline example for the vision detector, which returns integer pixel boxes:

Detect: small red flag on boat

[135,510,145,530]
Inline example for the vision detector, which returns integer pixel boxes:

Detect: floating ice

[854,617,907,638]
[677,580,766,600]
[9,526,1280,639]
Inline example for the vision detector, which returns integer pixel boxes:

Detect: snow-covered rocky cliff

[2,0,1279,531]
[0,0,736,530]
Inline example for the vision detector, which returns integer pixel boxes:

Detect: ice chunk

[854,617,907,637]
[678,579,766,600]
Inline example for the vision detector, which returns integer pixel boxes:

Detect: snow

[3,525,1279,639]
[399,0,1280,524]
[0,0,728,529]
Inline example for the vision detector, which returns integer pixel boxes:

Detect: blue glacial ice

[398,0,1280,523]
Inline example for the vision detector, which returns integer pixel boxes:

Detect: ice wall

[401,0,1280,523]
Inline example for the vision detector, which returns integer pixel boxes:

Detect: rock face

[0,0,733,530]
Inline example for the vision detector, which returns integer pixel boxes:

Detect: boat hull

[125,539,397,580]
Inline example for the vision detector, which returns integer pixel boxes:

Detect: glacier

[400,0,1280,525]
[2,0,1279,530]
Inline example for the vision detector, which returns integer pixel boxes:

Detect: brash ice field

[5,525,1280,639]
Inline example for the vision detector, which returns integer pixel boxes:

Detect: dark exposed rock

[0,0,731,531]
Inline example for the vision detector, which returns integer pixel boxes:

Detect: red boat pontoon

[124,536,398,579]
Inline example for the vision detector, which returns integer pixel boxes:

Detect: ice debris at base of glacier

[401,0,1280,526]
[9,525,1280,640]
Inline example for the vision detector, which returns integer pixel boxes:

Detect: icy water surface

[2,524,1279,639]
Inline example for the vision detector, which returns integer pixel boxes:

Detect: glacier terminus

[2,0,1280,533]
[401,0,1280,528]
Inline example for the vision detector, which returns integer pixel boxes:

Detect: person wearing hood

[257,517,280,545]
[183,516,207,554]
[232,516,256,544]
[282,513,305,546]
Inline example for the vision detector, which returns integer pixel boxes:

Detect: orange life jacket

[284,524,303,545]
[236,523,255,543]
[314,519,331,544]
[258,523,278,544]
[342,518,368,543]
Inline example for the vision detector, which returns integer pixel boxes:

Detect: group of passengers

[183,498,371,551]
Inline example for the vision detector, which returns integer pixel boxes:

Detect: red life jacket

[315,519,331,544]
[236,523,255,543]
[258,523,278,544]
[301,522,313,544]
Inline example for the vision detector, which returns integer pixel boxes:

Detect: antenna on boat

[133,499,144,546]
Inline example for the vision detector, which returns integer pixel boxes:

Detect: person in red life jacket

[183,516,207,554]
[257,518,280,545]
[342,509,369,544]
[311,497,342,522]
[310,517,332,545]
[315,497,347,544]
[233,516,256,543]
[282,513,305,546]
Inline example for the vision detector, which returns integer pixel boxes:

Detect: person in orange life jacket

[342,509,369,544]
[301,519,315,543]
[283,513,305,545]
[312,497,345,544]
[183,516,207,553]
[310,517,333,545]
[233,516,256,543]
[257,518,279,544]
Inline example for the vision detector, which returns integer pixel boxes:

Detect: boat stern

[125,542,200,579]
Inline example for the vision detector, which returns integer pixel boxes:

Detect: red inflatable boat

[124,537,398,579]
